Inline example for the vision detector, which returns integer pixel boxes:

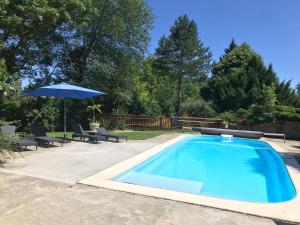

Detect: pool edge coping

[80,135,300,223]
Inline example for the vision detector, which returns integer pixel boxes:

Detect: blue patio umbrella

[23,83,105,139]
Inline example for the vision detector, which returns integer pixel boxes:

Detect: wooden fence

[98,114,172,130]
[98,114,226,130]
[172,116,226,129]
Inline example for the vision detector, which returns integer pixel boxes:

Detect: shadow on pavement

[273,220,299,225]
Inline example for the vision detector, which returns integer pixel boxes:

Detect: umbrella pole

[64,100,66,140]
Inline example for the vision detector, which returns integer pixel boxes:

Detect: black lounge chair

[31,124,65,147]
[96,127,128,142]
[72,123,106,143]
[1,125,38,150]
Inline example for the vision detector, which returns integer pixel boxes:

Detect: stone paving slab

[0,172,281,225]
[0,141,157,184]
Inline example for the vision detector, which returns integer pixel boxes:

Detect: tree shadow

[244,158,275,201]
[244,148,297,202]
[280,152,300,172]
[273,220,299,225]
[0,161,8,168]
[13,148,36,152]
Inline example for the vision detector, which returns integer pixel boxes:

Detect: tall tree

[154,15,212,116]
[0,0,88,79]
[51,0,154,112]
[1,0,154,113]
[206,42,277,111]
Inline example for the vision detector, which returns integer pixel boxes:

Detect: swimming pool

[114,135,296,203]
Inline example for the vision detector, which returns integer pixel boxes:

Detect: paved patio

[0,134,299,225]
[0,172,287,225]
[0,141,157,183]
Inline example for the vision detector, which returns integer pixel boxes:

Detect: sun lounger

[1,125,38,150]
[72,123,106,143]
[96,127,128,142]
[31,124,65,147]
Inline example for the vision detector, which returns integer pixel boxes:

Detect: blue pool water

[115,136,296,203]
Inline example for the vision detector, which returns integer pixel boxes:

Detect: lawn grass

[111,130,178,140]
[47,130,181,140]
[47,132,73,139]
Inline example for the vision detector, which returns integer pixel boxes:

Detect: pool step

[120,172,203,194]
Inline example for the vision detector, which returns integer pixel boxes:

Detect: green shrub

[217,111,237,124]
[26,102,59,131]
[273,105,300,121]
[0,119,21,127]
[0,132,15,160]
[144,100,162,116]
[110,119,126,130]
[182,98,216,117]
[245,104,274,123]
[222,104,300,125]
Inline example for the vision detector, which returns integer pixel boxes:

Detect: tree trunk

[176,77,182,116]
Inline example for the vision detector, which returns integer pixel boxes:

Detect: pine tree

[296,83,300,95]
[207,42,278,111]
[220,39,237,60]
[276,80,300,107]
[154,15,212,116]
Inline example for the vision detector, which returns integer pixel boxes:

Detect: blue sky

[147,0,300,87]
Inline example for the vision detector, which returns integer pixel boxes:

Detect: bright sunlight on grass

[111,130,178,140]
[47,130,181,140]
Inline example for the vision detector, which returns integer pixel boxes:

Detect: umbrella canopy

[23,83,105,139]
[23,83,105,99]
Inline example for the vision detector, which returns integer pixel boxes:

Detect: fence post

[159,117,162,129]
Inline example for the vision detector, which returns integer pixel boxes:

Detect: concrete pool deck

[0,134,299,224]
[80,135,300,223]
[0,140,159,183]
[1,172,284,225]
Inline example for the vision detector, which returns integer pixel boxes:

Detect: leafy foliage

[0,58,8,90]
[0,0,88,77]
[276,80,300,107]
[0,132,15,160]
[25,100,60,131]
[1,6,299,130]
[273,105,300,121]
[1,0,154,112]
[181,97,215,117]
[129,57,176,116]
[205,43,278,112]
[296,83,300,95]
[57,0,154,113]
[87,104,102,123]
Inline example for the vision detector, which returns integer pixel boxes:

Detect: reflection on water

[245,148,295,202]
